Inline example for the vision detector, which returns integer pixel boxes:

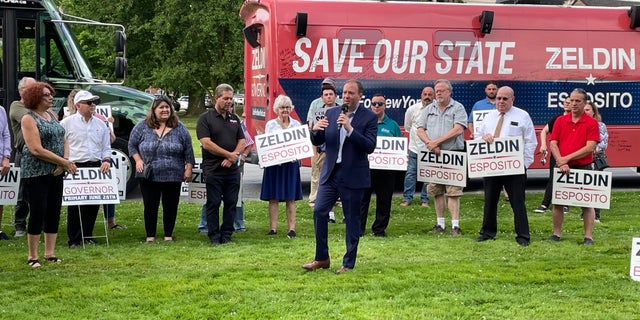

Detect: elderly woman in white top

[259,95,303,238]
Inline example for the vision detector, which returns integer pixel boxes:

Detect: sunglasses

[82,100,97,105]
[371,102,385,107]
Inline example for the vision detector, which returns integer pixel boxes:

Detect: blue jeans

[402,151,428,203]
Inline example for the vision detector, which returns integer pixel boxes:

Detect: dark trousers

[360,169,395,235]
[479,173,530,242]
[140,180,182,238]
[541,155,557,208]
[205,172,240,243]
[314,166,364,269]
[67,204,99,244]
[23,174,63,235]
[12,150,29,231]
[67,161,101,244]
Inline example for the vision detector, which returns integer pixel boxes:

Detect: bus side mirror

[243,24,261,48]
[629,6,640,29]
[479,11,494,35]
[296,12,308,37]
[115,57,127,79]
[115,30,126,53]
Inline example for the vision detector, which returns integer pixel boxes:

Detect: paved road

[237,164,640,200]
[127,165,640,201]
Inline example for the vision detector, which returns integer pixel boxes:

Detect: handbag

[593,151,609,170]
[136,164,153,179]
[136,126,166,180]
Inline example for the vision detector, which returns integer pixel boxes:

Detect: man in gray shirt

[9,77,36,237]
[416,79,467,236]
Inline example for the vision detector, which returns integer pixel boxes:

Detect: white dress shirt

[60,113,112,162]
[476,106,537,168]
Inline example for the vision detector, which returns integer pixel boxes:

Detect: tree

[58,0,245,113]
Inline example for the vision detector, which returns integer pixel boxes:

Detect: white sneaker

[329,211,336,223]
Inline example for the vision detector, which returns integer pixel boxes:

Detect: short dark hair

[321,85,336,95]
[372,93,385,99]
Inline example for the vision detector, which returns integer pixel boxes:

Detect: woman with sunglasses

[21,81,77,268]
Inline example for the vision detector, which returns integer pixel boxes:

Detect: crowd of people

[0,78,609,271]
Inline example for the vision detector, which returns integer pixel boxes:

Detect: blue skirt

[260,161,303,201]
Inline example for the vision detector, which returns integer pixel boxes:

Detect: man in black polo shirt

[196,84,246,245]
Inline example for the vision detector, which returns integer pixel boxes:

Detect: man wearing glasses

[474,86,537,247]
[360,94,402,237]
[60,90,112,248]
[416,79,467,236]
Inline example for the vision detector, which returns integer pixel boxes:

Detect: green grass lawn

[1,192,640,319]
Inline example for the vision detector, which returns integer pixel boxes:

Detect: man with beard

[400,86,434,208]
[467,81,498,138]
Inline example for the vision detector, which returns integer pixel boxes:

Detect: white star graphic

[585,74,596,85]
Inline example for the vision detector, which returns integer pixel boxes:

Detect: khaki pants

[309,150,326,203]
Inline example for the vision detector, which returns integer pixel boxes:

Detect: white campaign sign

[466,136,525,178]
[0,167,20,205]
[63,105,113,131]
[186,168,207,204]
[181,158,202,196]
[62,168,120,206]
[368,136,408,171]
[117,161,127,200]
[472,110,491,137]
[311,108,329,126]
[416,149,467,187]
[94,105,114,131]
[630,238,640,282]
[551,168,612,209]
[255,126,314,167]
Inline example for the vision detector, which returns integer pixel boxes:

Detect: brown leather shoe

[399,201,410,207]
[335,266,351,274]
[302,259,330,271]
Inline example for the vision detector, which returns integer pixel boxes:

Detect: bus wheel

[111,137,138,194]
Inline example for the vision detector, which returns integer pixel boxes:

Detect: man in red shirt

[548,88,599,245]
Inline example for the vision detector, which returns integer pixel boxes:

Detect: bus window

[43,21,73,79]
[17,19,36,79]
[0,18,3,89]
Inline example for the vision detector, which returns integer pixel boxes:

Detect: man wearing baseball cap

[61,90,112,248]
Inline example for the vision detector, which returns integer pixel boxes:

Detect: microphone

[338,103,349,130]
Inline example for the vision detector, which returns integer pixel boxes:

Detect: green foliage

[2,191,640,318]
[57,0,245,114]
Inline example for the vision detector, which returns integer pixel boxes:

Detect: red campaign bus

[239,0,640,170]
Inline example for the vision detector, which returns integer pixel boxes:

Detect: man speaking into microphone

[302,79,377,274]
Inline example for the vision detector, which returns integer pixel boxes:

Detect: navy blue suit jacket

[311,105,377,189]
